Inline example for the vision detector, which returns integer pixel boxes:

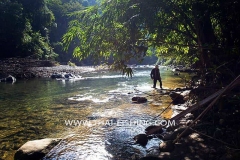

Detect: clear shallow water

[0,66,187,160]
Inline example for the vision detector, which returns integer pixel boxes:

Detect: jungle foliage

[0,0,91,60]
[63,0,240,83]
[1,0,240,83]
[0,0,56,59]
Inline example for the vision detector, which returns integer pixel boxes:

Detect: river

[0,66,187,160]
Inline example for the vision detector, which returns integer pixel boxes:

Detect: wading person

[150,65,162,89]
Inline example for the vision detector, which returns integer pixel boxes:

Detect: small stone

[133,134,148,146]
[159,140,175,152]
[169,92,185,105]
[132,97,147,103]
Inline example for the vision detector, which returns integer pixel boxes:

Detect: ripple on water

[0,68,187,159]
[44,134,113,160]
[43,103,165,160]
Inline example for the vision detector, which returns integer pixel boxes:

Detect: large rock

[1,75,16,83]
[133,134,148,146]
[51,73,64,79]
[14,138,61,160]
[169,92,185,105]
[132,97,147,103]
[145,125,163,135]
[64,73,75,79]
[159,140,175,152]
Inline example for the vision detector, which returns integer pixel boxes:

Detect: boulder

[1,75,16,83]
[159,140,175,152]
[14,138,61,160]
[64,73,74,78]
[145,125,163,135]
[132,97,147,103]
[51,73,64,79]
[169,92,185,105]
[133,134,148,146]
[6,75,16,82]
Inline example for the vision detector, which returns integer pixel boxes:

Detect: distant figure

[150,65,162,89]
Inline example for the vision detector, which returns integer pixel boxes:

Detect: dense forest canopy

[63,0,240,82]
[0,0,55,59]
[0,0,93,62]
[1,0,240,83]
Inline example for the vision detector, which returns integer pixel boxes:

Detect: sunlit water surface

[0,66,188,160]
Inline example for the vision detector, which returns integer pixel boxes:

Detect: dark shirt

[150,68,161,80]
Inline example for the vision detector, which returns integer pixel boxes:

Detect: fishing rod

[152,92,190,119]
[133,88,188,121]
[153,100,173,119]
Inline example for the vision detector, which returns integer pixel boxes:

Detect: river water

[0,66,186,160]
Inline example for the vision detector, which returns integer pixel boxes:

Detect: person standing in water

[150,65,163,89]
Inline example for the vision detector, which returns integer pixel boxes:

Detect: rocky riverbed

[29,65,97,78]
[2,58,239,159]
[14,86,239,160]
[138,86,240,160]
[0,58,107,80]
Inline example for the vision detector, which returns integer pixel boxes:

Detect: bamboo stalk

[173,75,240,143]
[146,75,240,136]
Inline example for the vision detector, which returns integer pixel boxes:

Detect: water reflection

[0,67,187,159]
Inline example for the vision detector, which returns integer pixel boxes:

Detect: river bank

[14,85,239,160]
[1,66,176,160]
[144,88,219,160]
[2,58,239,159]
[139,81,240,160]
[0,58,107,80]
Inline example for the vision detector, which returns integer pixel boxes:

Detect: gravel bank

[0,58,108,79]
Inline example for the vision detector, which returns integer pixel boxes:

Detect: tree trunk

[193,1,216,70]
